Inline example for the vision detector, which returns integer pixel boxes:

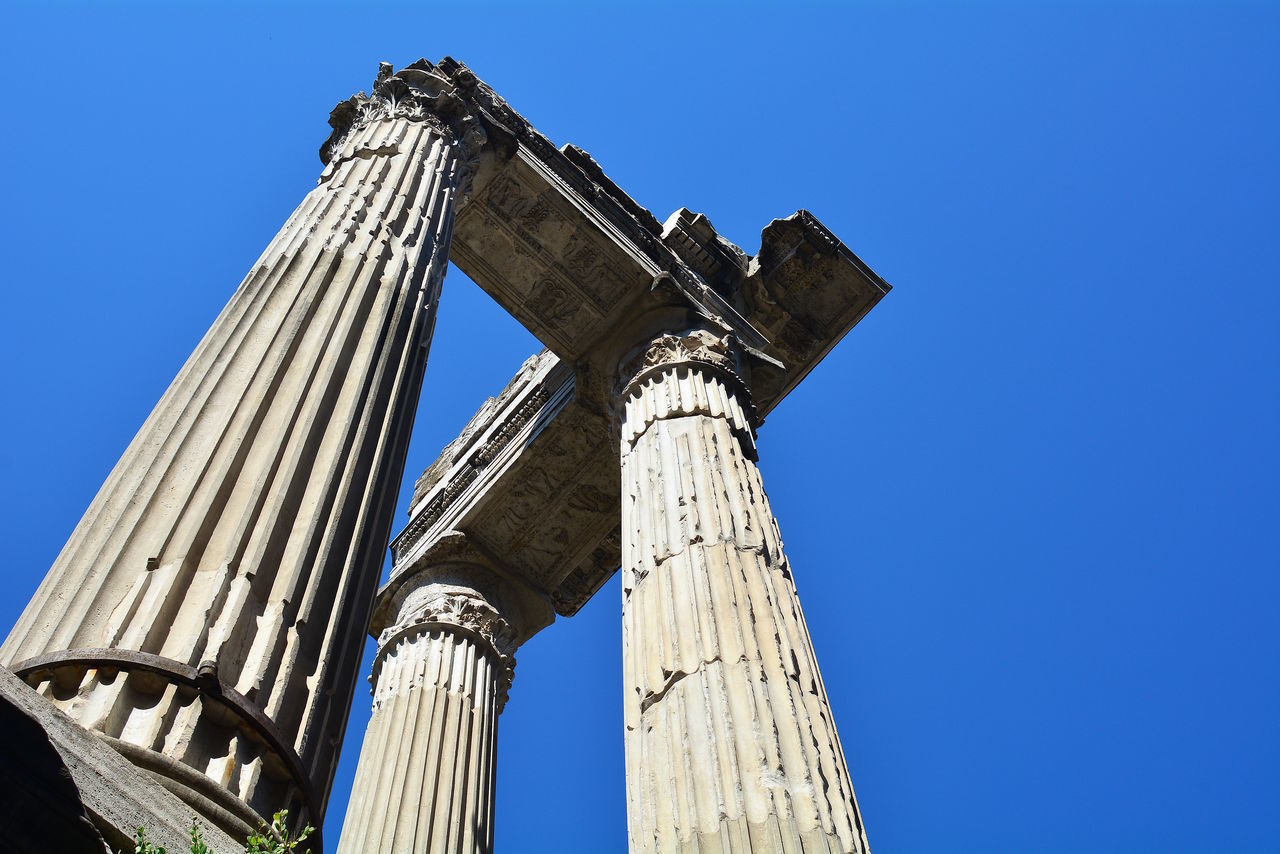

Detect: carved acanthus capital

[371,536,549,711]
[373,579,519,710]
[619,328,751,404]
[636,328,736,374]
[384,584,517,663]
[320,60,488,176]
[616,327,760,454]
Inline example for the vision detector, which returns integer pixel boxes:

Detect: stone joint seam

[638,652,752,716]
[621,362,760,462]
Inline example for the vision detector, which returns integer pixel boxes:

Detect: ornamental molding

[320,61,488,176]
[619,329,753,407]
[393,467,479,565]
[374,578,519,708]
[392,358,560,567]
[388,585,517,662]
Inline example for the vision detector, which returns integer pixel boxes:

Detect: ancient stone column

[1,62,486,840]
[618,328,870,853]
[336,535,550,854]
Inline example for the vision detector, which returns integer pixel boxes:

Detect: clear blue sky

[2,2,1277,852]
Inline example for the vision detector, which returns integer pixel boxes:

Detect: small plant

[189,821,211,854]
[246,811,312,854]
[131,826,165,854]
[123,811,311,854]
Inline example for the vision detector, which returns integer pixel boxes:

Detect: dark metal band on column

[12,648,322,845]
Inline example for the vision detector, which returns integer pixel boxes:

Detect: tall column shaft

[337,554,529,854]
[2,65,485,838]
[619,330,869,853]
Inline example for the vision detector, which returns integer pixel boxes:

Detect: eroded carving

[321,60,488,178]
[620,328,751,403]
[374,568,520,712]
[384,586,516,662]
[631,328,735,372]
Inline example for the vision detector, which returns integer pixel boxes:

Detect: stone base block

[0,665,243,853]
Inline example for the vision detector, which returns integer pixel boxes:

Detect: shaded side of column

[619,330,869,854]
[2,64,486,838]
[336,552,537,854]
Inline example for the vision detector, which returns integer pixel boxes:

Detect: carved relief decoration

[392,587,516,659]
[619,329,753,410]
[321,60,488,177]
[393,376,556,566]
[376,581,518,706]
[552,527,623,615]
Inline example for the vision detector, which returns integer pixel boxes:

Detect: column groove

[4,64,488,840]
[620,330,869,853]
[337,573,517,854]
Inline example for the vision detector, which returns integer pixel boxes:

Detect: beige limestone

[3,54,893,852]
[393,349,621,618]
[337,536,551,854]
[619,329,869,854]
[2,64,485,839]
[0,665,243,853]
[337,609,505,854]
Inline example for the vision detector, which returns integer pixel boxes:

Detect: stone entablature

[346,56,891,625]
[392,211,889,623]
[4,55,893,853]
[390,351,620,617]
[445,59,887,385]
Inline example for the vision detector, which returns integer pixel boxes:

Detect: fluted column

[618,328,869,853]
[1,62,486,839]
[337,538,549,854]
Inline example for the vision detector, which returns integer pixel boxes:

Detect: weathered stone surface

[3,53,891,854]
[375,63,888,852]
[393,351,619,617]
[339,626,500,854]
[0,666,241,854]
[430,57,889,410]
[393,202,889,619]
[337,536,551,854]
[385,61,888,622]
[618,330,869,853]
[1,63,488,841]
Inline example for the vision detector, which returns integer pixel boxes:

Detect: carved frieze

[394,467,478,565]
[395,352,566,566]
[552,527,623,615]
[384,57,893,627]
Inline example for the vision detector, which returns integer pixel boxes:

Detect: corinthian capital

[615,326,761,455]
[630,328,739,378]
[320,60,488,170]
[387,583,517,662]
[619,327,754,406]
[370,532,554,710]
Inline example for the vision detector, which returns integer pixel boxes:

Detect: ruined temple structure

[0,58,890,853]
